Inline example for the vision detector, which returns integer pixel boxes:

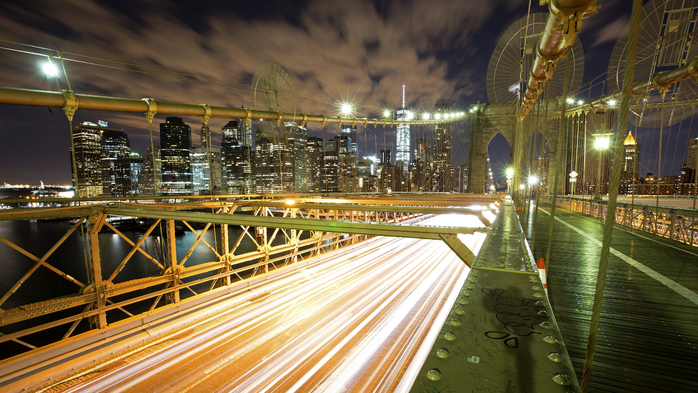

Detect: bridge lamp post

[569,171,578,196]
[594,135,611,200]
[383,109,391,118]
[422,113,430,120]
[506,167,514,194]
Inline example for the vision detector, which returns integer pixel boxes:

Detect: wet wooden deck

[528,202,698,392]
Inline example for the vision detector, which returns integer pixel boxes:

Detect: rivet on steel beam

[449,318,461,327]
[532,285,541,291]
[535,300,545,307]
[548,352,563,363]
[552,373,571,386]
[436,348,449,359]
[468,278,476,283]
[454,308,465,315]
[539,321,553,329]
[466,284,473,290]
[458,299,469,306]
[427,369,442,381]
[537,310,549,317]
[444,332,456,341]
[461,291,471,297]
[533,292,543,299]
[543,335,557,344]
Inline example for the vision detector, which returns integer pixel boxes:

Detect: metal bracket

[61,90,79,122]
[142,98,158,124]
[200,103,212,126]
[439,234,475,267]
[244,107,253,129]
[300,113,307,127]
[320,115,327,128]
[276,111,283,127]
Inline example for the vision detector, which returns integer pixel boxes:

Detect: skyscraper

[341,124,358,154]
[222,120,254,194]
[254,122,293,194]
[115,152,143,196]
[290,123,309,192]
[395,85,411,167]
[306,137,324,193]
[191,147,221,195]
[101,127,131,196]
[139,145,161,195]
[70,121,104,198]
[622,130,640,174]
[160,117,193,195]
[433,103,453,191]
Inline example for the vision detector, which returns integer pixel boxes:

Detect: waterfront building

[70,121,104,198]
[191,147,221,195]
[139,145,161,195]
[159,117,192,195]
[115,152,143,196]
[221,120,254,194]
[254,122,293,194]
[306,137,324,193]
[101,128,131,196]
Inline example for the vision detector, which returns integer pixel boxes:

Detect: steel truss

[0,195,499,361]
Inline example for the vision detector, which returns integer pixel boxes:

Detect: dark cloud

[0,0,632,184]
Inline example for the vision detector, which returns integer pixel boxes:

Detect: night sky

[1,0,674,186]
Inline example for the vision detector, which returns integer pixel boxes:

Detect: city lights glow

[577,100,583,105]
[422,113,430,120]
[528,175,539,186]
[566,97,575,104]
[435,113,442,120]
[42,62,58,77]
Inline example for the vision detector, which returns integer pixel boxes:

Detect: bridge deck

[529,202,698,392]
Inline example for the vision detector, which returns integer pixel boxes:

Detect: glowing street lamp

[566,97,575,104]
[422,113,430,120]
[594,134,611,199]
[435,113,442,120]
[341,103,353,117]
[528,174,539,187]
[43,62,59,77]
[383,109,391,118]
[608,99,617,107]
[569,170,578,195]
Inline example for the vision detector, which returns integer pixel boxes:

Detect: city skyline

[0,0,638,185]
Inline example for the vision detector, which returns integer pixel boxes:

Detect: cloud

[0,0,518,183]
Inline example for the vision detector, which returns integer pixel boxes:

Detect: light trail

[38,216,488,393]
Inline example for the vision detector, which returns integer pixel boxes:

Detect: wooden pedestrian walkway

[528,202,698,392]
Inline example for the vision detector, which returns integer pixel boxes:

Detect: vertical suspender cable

[656,93,666,233]
[581,1,642,391]
[544,49,572,268]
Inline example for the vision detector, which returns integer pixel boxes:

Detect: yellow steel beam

[105,207,487,239]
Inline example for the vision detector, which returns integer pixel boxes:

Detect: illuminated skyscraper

[70,121,104,197]
[433,103,453,191]
[160,117,193,195]
[395,85,411,167]
[222,120,254,194]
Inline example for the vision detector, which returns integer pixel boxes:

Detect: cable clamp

[142,98,158,124]
[200,104,212,125]
[62,90,79,122]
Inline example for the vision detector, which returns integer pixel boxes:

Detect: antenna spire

[402,85,405,108]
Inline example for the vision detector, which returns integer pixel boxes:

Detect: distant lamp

[519,184,526,190]
[528,174,539,186]
[594,136,610,150]
[566,97,575,104]
[608,99,617,107]
[449,113,455,118]
[383,109,391,118]
[406,111,414,120]
[284,199,295,206]
[42,62,59,78]
[435,113,442,120]
[422,113,430,120]
[341,103,353,116]
[577,100,584,105]
[506,167,515,180]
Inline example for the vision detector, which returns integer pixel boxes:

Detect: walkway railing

[541,195,698,246]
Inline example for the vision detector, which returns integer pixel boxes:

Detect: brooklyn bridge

[0,0,697,392]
